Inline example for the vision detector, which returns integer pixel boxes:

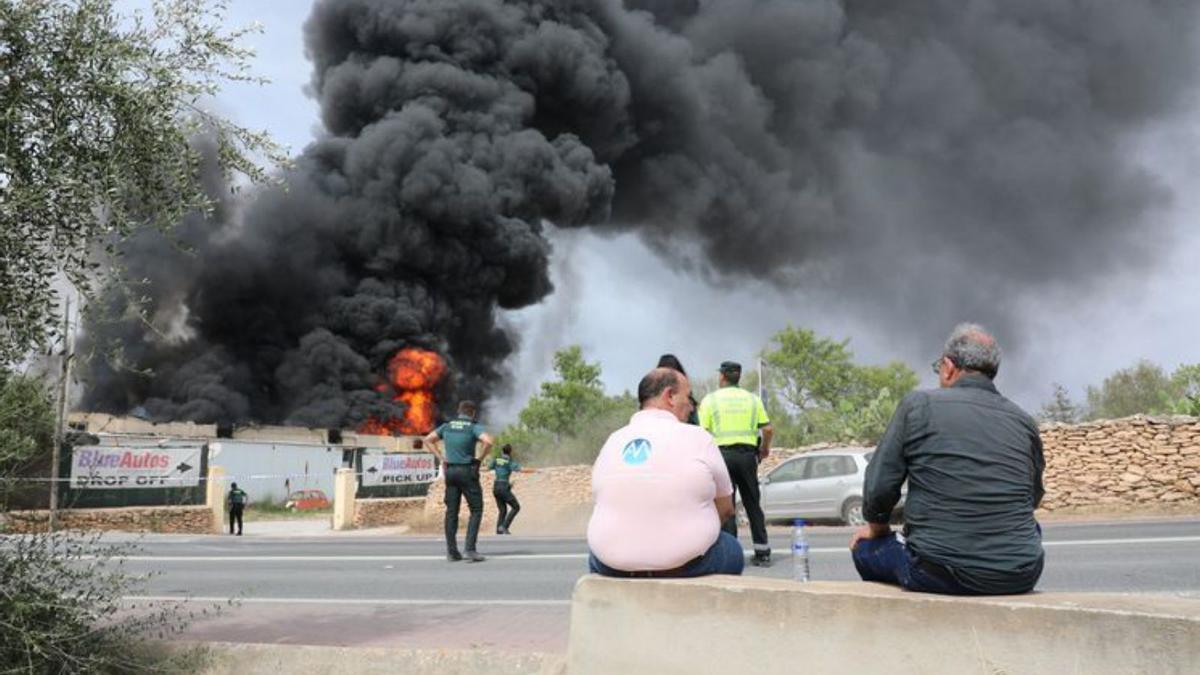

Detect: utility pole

[757,357,766,402]
[48,297,73,533]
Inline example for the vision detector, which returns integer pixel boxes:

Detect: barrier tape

[2,470,440,484]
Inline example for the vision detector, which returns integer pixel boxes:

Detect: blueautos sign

[362,452,439,486]
[70,445,203,489]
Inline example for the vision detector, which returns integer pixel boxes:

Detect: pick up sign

[362,453,438,486]
[70,446,203,489]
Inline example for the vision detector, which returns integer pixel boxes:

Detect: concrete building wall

[207,441,346,504]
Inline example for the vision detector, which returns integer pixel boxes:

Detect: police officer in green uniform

[698,361,775,566]
[424,400,493,562]
[488,444,536,534]
[226,482,248,536]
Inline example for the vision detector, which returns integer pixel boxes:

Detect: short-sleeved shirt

[697,386,770,447]
[435,415,485,465]
[489,455,521,482]
[587,409,734,571]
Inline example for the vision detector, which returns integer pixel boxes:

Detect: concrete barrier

[566,577,1200,675]
[196,643,564,675]
[206,465,227,534]
[332,467,356,531]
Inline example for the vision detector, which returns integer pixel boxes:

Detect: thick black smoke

[82,0,1200,425]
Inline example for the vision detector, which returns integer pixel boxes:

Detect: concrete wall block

[567,578,1200,675]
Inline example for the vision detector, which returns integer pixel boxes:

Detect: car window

[864,452,874,464]
[808,455,856,479]
[770,459,806,483]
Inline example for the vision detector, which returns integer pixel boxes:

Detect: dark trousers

[852,534,980,595]
[589,532,745,577]
[720,444,769,555]
[228,506,243,535]
[444,463,483,554]
[853,533,1042,595]
[493,480,520,532]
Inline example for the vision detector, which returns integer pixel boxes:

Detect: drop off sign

[71,446,202,489]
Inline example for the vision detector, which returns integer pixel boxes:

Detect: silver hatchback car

[757,447,902,526]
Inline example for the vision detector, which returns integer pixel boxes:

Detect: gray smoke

[82,0,1200,425]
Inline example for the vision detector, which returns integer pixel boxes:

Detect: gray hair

[943,323,1001,379]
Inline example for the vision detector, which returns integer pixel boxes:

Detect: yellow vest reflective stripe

[702,387,765,446]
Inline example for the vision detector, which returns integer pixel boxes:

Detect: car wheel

[841,498,866,527]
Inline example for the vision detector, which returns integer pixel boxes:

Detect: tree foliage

[0,369,55,510]
[516,346,608,437]
[1039,382,1081,424]
[1085,360,1176,419]
[0,0,285,365]
[1083,360,1200,419]
[759,326,918,446]
[500,346,634,466]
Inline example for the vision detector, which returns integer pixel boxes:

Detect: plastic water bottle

[792,519,810,582]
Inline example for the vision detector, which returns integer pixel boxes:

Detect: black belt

[607,556,703,579]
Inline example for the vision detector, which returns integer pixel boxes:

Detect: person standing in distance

[424,400,494,562]
[698,361,774,567]
[226,482,248,536]
[488,444,537,534]
[657,354,699,425]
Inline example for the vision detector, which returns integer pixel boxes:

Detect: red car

[284,489,331,511]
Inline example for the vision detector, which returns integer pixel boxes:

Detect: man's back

[588,409,731,571]
[865,374,1045,594]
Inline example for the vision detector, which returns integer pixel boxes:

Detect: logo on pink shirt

[622,438,652,465]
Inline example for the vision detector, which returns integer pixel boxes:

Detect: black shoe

[751,554,772,568]
[465,551,486,563]
[447,551,463,562]
[236,532,243,536]
[496,528,506,535]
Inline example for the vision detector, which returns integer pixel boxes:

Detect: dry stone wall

[369,417,1200,532]
[1,505,213,534]
[420,465,594,535]
[353,497,426,529]
[1040,416,1200,512]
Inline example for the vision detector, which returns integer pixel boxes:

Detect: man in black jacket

[850,323,1045,595]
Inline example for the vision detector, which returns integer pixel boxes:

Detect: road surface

[108,517,1200,652]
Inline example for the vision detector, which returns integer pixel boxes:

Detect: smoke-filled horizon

[82,0,1200,427]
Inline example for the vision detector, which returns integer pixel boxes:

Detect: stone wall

[382,417,1200,533]
[353,496,426,529]
[1,505,214,534]
[1040,416,1200,512]
[420,465,594,535]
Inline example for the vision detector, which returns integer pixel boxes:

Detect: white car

[756,447,903,526]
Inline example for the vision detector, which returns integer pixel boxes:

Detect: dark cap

[719,361,742,375]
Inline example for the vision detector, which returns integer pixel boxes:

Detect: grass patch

[241,503,333,522]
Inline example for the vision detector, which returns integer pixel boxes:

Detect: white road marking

[99,535,1200,563]
[122,595,569,607]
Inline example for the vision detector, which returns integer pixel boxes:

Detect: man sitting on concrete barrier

[851,323,1045,595]
[587,368,744,578]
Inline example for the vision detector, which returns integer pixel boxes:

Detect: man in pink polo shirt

[587,368,744,577]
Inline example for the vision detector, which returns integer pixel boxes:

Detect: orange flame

[359,348,446,436]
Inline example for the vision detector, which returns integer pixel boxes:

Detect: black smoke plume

[82,0,1200,425]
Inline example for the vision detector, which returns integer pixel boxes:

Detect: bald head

[637,367,693,421]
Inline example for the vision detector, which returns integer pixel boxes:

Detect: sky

[146,1,1200,423]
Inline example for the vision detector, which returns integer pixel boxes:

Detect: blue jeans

[589,532,745,577]
[851,533,977,595]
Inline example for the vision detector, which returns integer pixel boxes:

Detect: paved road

[111,518,1200,651]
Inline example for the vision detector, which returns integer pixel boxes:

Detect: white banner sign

[70,446,203,489]
[362,453,438,486]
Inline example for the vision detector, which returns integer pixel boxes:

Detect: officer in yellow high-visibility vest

[698,361,775,567]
